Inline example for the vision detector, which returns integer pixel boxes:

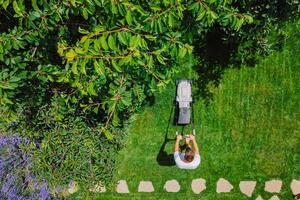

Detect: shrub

[0,135,51,200]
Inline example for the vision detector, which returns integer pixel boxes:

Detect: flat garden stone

[291,179,300,195]
[264,180,282,193]
[116,180,129,193]
[164,180,180,192]
[191,178,206,194]
[239,181,256,197]
[67,181,77,194]
[89,182,106,193]
[269,195,280,200]
[256,195,264,200]
[216,178,233,193]
[138,181,154,192]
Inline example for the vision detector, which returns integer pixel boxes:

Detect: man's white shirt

[174,151,201,169]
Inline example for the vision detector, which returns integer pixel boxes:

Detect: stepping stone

[239,181,256,197]
[164,180,180,192]
[291,179,300,195]
[138,181,154,192]
[216,178,233,193]
[256,195,264,200]
[264,180,282,193]
[116,180,129,193]
[191,178,206,194]
[269,195,280,200]
[89,182,106,193]
[68,181,77,194]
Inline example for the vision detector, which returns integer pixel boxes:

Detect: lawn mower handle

[183,135,190,139]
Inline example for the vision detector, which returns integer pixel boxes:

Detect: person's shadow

[156,132,176,166]
[156,100,186,166]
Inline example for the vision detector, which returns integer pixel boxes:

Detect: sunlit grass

[72,21,300,200]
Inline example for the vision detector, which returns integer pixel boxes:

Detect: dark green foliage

[31,116,126,187]
[0,0,253,187]
[0,0,297,193]
[0,0,252,129]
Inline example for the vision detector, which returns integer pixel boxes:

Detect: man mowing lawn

[174,134,200,169]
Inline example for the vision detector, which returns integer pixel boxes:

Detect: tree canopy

[0,0,252,135]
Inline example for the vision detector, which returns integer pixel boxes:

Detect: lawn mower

[175,79,195,138]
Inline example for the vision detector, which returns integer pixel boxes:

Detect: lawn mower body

[176,80,192,125]
[175,79,195,135]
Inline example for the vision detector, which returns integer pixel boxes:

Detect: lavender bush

[0,135,51,200]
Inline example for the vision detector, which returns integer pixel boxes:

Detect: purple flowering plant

[0,135,51,200]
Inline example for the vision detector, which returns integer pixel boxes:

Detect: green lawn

[72,22,300,200]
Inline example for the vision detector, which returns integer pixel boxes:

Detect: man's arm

[174,135,182,152]
[190,135,199,154]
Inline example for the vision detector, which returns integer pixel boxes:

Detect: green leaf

[168,13,174,27]
[78,27,90,34]
[156,55,166,65]
[83,39,90,51]
[111,1,117,14]
[104,129,113,140]
[210,10,218,20]
[108,35,117,51]
[66,50,77,61]
[13,1,22,16]
[94,60,105,75]
[111,60,122,72]
[178,46,187,58]
[94,25,105,33]
[70,0,76,6]
[125,11,133,25]
[0,44,3,54]
[31,0,40,11]
[117,32,127,45]
[112,112,119,126]
[80,36,88,43]
[94,38,101,51]
[71,62,78,75]
[129,35,140,48]
[75,47,85,54]
[88,82,97,96]
[100,35,108,51]
[120,55,132,64]
[196,10,206,21]
[80,61,87,75]
[2,0,10,10]
[144,35,156,41]
[82,8,88,20]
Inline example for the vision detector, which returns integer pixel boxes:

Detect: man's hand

[189,134,195,141]
[176,134,182,140]
[189,134,199,154]
[175,134,182,152]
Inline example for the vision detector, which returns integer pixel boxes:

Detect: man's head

[184,147,194,162]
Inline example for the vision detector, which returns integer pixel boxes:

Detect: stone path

[291,179,300,195]
[116,180,130,193]
[89,182,106,193]
[239,181,256,197]
[264,180,282,193]
[191,178,206,194]
[269,195,280,200]
[84,178,299,198]
[164,180,180,192]
[216,178,233,193]
[138,181,155,192]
